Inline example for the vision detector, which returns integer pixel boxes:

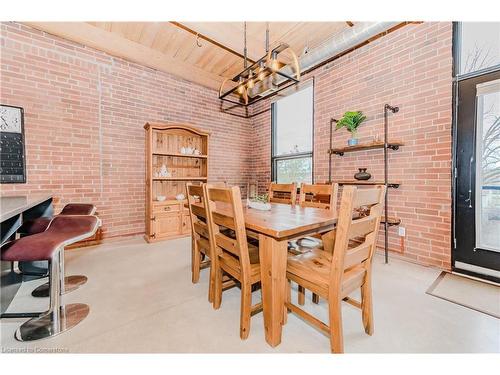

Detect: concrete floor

[1,237,499,353]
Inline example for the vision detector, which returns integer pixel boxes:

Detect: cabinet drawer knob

[164,206,171,211]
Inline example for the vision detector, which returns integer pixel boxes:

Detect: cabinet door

[153,213,181,239]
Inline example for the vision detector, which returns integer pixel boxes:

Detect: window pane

[274,85,313,156]
[476,80,500,252]
[460,22,500,75]
[276,157,312,184]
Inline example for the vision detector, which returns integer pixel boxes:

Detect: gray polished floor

[1,237,499,353]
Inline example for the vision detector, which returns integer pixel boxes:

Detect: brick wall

[250,22,453,269]
[0,22,253,239]
[0,22,454,269]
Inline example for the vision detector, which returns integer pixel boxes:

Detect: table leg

[258,234,288,347]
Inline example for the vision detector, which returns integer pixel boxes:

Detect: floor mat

[426,271,500,319]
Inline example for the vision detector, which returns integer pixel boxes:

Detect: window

[456,22,500,76]
[271,84,313,184]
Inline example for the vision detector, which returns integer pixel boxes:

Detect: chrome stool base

[32,275,88,297]
[15,303,89,342]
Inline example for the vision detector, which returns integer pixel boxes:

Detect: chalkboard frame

[0,104,26,184]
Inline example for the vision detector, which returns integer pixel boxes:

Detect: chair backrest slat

[348,216,378,239]
[354,187,384,208]
[269,182,297,205]
[343,242,371,270]
[190,204,207,220]
[208,188,233,204]
[212,211,236,231]
[193,221,210,239]
[215,232,239,257]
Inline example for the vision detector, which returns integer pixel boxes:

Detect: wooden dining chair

[299,182,338,212]
[204,184,263,340]
[268,182,297,205]
[295,182,339,305]
[284,185,385,353]
[186,183,213,301]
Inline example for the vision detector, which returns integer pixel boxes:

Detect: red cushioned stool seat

[2,215,100,262]
[59,204,96,216]
[17,203,96,236]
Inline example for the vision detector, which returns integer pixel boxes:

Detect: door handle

[464,156,473,208]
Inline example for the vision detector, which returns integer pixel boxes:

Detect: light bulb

[247,71,254,89]
[257,61,266,81]
[270,52,279,72]
[237,77,245,94]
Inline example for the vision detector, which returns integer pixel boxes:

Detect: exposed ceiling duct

[247,22,401,98]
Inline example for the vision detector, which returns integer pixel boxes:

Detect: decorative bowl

[176,193,186,201]
[156,196,166,202]
[247,199,271,211]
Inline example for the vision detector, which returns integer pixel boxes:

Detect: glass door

[454,71,500,281]
[453,22,500,281]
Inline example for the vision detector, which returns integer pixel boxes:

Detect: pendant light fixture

[219,22,301,108]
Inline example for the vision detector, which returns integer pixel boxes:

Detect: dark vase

[354,168,371,181]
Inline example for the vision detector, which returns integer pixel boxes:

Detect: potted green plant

[335,111,367,146]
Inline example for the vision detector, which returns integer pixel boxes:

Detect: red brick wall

[250,22,453,269]
[1,22,454,269]
[0,22,253,239]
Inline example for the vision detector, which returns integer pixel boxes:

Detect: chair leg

[298,285,305,305]
[208,258,215,303]
[283,279,291,325]
[240,282,252,340]
[312,293,320,304]
[192,244,201,284]
[328,297,344,354]
[361,279,374,335]
[213,262,223,310]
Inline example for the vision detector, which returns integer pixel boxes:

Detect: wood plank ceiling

[24,22,349,90]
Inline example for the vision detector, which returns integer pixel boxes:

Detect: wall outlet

[398,226,406,237]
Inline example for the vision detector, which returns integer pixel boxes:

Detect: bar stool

[18,203,97,297]
[1,215,101,341]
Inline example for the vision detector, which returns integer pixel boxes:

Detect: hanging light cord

[265,22,269,53]
[243,21,248,69]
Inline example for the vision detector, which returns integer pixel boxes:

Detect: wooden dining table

[190,200,338,347]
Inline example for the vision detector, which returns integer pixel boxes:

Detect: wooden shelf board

[336,180,401,188]
[152,151,208,159]
[329,140,404,155]
[381,216,401,226]
[153,177,208,181]
[152,199,188,205]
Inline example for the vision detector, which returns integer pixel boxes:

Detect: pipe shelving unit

[327,103,401,263]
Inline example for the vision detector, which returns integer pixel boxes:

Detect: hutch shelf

[144,123,209,243]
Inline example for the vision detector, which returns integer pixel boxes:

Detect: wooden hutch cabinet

[144,123,209,242]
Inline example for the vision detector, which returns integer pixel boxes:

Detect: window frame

[271,80,315,184]
[453,22,500,81]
